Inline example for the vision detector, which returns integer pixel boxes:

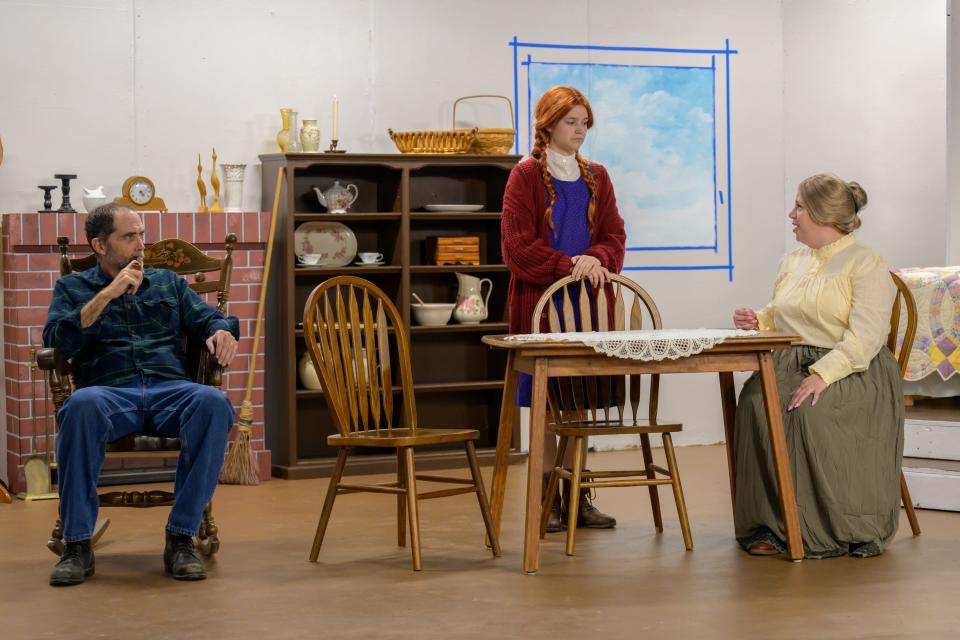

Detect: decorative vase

[276,108,292,152]
[285,111,302,152]
[220,163,247,213]
[300,119,321,152]
[453,272,492,324]
[298,351,323,390]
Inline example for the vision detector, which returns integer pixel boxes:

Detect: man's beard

[103,245,144,272]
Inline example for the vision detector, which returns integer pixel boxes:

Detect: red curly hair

[531,86,598,234]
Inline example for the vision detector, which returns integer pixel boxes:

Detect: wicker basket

[388,127,477,154]
[453,95,515,155]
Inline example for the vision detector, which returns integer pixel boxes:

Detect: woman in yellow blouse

[732,173,903,558]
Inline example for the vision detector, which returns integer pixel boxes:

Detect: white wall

[783,0,948,270]
[950,0,960,263]
[0,0,950,451]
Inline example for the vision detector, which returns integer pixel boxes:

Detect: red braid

[576,153,598,234]
[531,129,558,232]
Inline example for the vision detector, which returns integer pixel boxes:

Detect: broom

[220,166,284,485]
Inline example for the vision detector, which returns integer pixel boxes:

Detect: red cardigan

[501,156,626,335]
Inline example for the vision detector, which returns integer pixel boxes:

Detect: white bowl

[411,302,455,326]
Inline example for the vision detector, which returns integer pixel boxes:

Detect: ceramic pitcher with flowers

[453,273,492,324]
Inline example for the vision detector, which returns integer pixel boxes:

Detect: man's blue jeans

[56,375,235,543]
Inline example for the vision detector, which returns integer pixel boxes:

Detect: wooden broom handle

[243,166,284,403]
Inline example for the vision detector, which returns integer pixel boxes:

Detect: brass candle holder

[324,139,346,154]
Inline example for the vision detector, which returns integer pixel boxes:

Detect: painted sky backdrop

[529,62,716,249]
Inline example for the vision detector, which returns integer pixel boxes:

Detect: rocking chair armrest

[196,349,225,388]
[37,347,76,409]
[36,347,71,375]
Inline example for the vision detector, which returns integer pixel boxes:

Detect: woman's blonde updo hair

[797,173,868,234]
[531,86,597,234]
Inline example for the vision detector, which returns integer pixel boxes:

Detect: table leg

[757,352,803,561]
[718,372,738,516]
[488,350,518,545]
[523,357,548,574]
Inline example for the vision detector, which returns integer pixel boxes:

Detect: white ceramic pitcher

[453,273,492,324]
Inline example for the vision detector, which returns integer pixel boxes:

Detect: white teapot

[313,181,359,213]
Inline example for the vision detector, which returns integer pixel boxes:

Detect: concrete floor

[0,444,957,640]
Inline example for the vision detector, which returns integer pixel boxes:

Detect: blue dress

[516,177,592,406]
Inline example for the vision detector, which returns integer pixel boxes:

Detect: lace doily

[504,329,759,361]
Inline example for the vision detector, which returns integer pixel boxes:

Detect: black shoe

[563,475,617,529]
[163,531,206,581]
[542,473,565,533]
[50,540,94,586]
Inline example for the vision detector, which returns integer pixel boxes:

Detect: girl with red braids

[502,85,626,533]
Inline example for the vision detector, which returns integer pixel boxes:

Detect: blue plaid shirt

[43,263,240,389]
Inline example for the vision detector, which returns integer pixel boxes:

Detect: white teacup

[357,252,383,264]
[297,253,322,265]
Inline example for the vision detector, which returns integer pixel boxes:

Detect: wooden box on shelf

[259,153,524,480]
[427,235,480,265]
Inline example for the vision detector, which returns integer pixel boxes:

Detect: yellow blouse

[754,233,895,385]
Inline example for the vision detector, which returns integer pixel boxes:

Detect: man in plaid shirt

[43,203,240,586]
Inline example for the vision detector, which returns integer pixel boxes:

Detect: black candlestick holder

[53,173,78,213]
[37,185,58,212]
[324,139,346,154]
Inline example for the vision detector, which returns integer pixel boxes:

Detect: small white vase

[220,163,247,213]
[300,119,321,152]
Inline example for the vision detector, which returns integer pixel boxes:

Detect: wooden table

[482,332,802,573]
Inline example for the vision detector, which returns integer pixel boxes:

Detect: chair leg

[539,435,568,539]
[198,503,220,557]
[639,432,663,533]
[310,447,349,562]
[396,448,407,547]
[47,518,65,556]
[565,437,586,556]
[403,447,422,571]
[900,469,921,536]
[662,433,693,550]
[465,440,501,557]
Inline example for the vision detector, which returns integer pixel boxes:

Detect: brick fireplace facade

[2,210,272,494]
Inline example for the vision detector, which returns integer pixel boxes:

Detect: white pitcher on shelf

[453,273,492,324]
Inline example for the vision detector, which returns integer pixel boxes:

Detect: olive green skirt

[733,345,904,559]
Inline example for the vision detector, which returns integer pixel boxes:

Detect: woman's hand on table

[788,373,828,411]
[733,308,759,330]
[570,255,609,288]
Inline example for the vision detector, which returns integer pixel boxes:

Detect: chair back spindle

[303,277,415,437]
[531,274,664,428]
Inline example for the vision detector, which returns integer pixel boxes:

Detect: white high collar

[545,146,581,182]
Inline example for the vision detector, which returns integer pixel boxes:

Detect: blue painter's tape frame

[510,37,738,280]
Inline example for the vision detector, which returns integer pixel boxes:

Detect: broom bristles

[220,402,260,485]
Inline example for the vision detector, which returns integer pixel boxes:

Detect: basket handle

[453,95,515,130]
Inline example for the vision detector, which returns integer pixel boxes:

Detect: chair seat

[106,433,180,452]
[550,418,682,437]
[328,427,480,447]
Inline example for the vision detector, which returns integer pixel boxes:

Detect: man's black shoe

[163,531,206,580]
[49,540,94,586]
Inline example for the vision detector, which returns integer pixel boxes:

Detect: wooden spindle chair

[302,276,501,571]
[534,274,693,556]
[888,272,921,536]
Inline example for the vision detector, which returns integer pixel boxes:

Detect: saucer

[353,260,385,267]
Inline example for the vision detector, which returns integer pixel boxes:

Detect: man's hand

[788,373,828,411]
[81,261,145,328]
[733,308,759,330]
[206,329,238,367]
[103,260,144,299]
